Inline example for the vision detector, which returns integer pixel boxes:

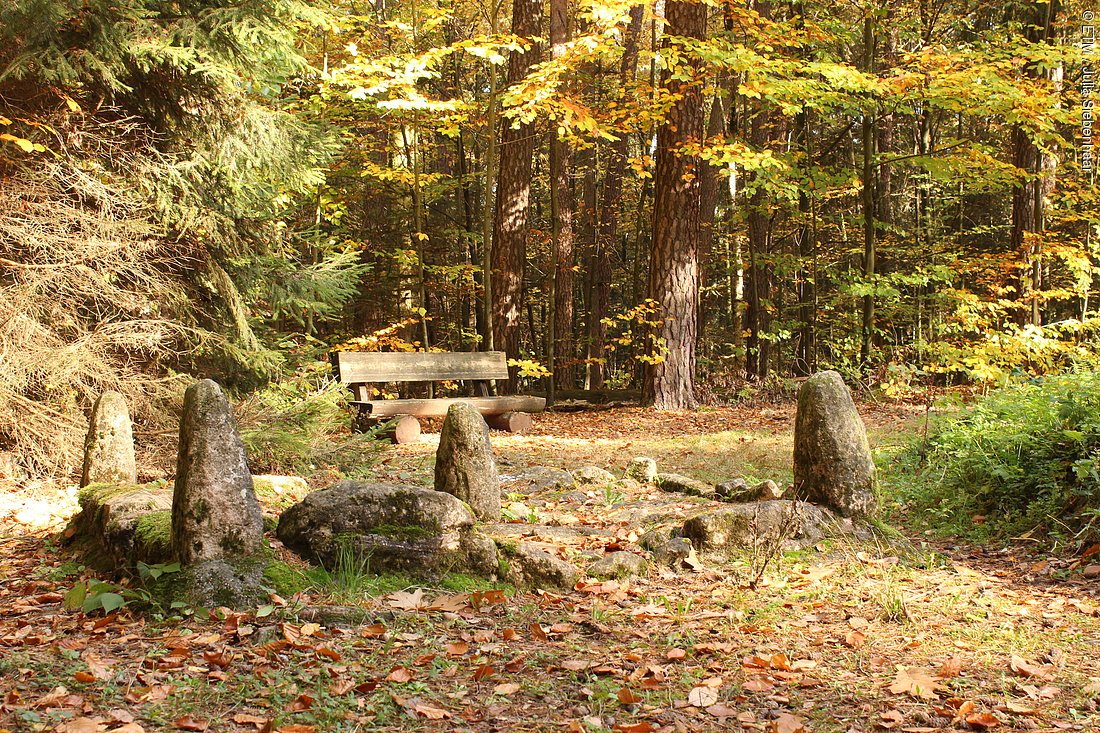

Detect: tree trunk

[589,5,644,390]
[1012,1,1057,327]
[549,0,575,393]
[643,0,706,410]
[859,13,876,369]
[491,0,541,389]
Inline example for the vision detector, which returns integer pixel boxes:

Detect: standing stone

[435,402,500,522]
[626,457,658,483]
[81,391,137,487]
[171,379,263,564]
[793,371,876,517]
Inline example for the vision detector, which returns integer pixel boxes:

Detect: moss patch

[263,561,325,597]
[134,511,172,556]
[369,523,435,540]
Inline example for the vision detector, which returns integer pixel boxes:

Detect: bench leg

[485,411,533,434]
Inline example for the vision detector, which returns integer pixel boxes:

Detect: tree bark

[589,5,644,390]
[549,0,575,392]
[1011,1,1057,327]
[491,0,541,389]
[643,0,707,410]
[859,13,876,369]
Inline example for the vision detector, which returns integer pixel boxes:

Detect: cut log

[356,414,422,443]
[355,396,546,419]
[485,411,533,434]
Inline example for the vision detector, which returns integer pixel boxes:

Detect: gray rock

[171,379,264,564]
[681,500,835,557]
[501,466,574,494]
[277,481,498,579]
[502,542,577,590]
[793,371,877,517]
[72,483,173,568]
[485,523,610,541]
[625,457,658,483]
[435,402,500,522]
[714,478,785,502]
[173,558,267,609]
[656,473,714,497]
[640,529,699,571]
[755,479,785,500]
[714,478,752,501]
[81,391,137,487]
[588,551,648,579]
[572,466,616,486]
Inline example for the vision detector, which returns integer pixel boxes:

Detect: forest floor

[1,405,1099,733]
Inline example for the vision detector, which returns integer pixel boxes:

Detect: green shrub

[900,372,1100,544]
[237,363,387,476]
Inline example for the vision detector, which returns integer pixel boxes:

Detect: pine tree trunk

[589,5,644,390]
[491,0,541,389]
[643,0,706,410]
[859,13,876,369]
[549,0,575,392]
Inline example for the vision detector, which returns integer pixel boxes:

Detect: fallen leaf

[964,712,1000,729]
[286,694,313,712]
[409,699,450,719]
[613,723,655,733]
[617,687,642,704]
[173,717,208,732]
[771,712,808,733]
[844,630,866,648]
[1009,655,1051,680]
[666,648,686,660]
[276,726,316,733]
[938,657,963,678]
[57,718,99,733]
[386,667,413,683]
[1000,701,1038,715]
[445,641,469,657]
[744,677,775,692]
[687,686,718,707]
[493,682,521,696]
[705,703,738,718]
[878,710,904,729]
[112,724,145,733]
[387,588,427,611]
[888,668,940,700]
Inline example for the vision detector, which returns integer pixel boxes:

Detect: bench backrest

[332,351,510,384]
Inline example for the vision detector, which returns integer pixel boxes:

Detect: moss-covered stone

[70,482,174,569]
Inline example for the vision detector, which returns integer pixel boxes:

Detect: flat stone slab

[681,500,839,558]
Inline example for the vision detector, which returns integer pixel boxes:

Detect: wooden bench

[331,351,546,443]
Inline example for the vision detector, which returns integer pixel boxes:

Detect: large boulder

[81,391,137,487]
[435,402,500,522]
[277,481,498,579]
[793,371,877,517]
[681,500,835,557]
[171,379,264,564]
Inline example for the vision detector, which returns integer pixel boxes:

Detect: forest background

[0,0,1095,482]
